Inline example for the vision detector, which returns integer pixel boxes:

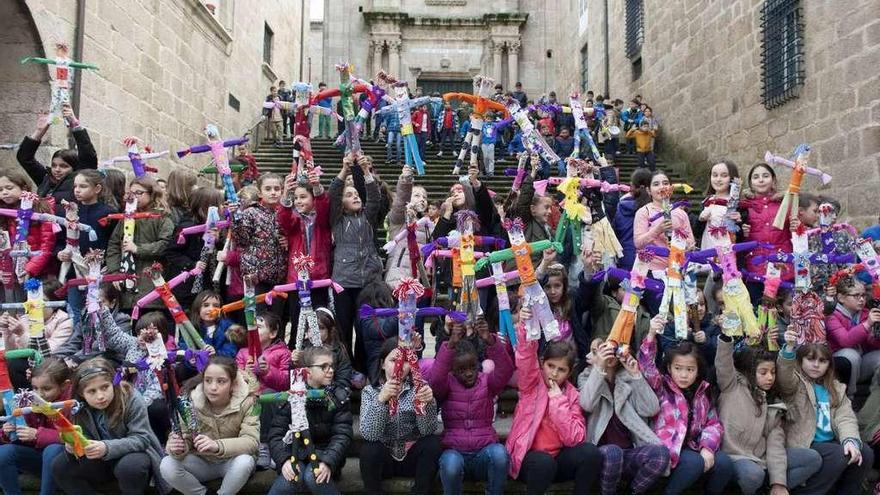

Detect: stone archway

[0,1,50,171]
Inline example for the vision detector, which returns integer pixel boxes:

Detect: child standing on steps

[424,319,515,495]
[578,340,669,495]
[267,346,353,495]
[359,337,442,495]
[776,328,875,495]
[51,357,170,495]
[0,358,71,495]
[508,306,602,495]
[160,356,259,495]
[638,315,734,495]
[715,333,822,495]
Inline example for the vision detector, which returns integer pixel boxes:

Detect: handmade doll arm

[176,220,231,244]
[485,99,511,118]
[475,270,520,289]
[176,143,212,158]
[442,92,477,105]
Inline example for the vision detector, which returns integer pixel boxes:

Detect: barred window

[625,0,644,60]
[581,44,589,92]
[761,0,805,109]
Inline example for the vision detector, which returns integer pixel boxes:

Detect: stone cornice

[363,10,528,28]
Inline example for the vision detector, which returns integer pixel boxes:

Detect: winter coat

[172,373,260,460]
[236,340,290,393]
[506,324,586,478]
[581,274,651,353]
[776,348,861,449]
[268,385,353,473]
[424,337,514,452]
[577,365,661,447]
[360,380,438,461]
[231,202,288,286]
[16,127,98,204]
[52,201,116,263]
[329,177,383,288]
[741,193,793,280]
[613,195,639,271]
[173,318,238,359]
[278,192,332,282]
[5,213,57,278]
[0,386,71,449]
[633,204,695,272]
[52,306,132,364]
[638,337,724,468]
[857,367,880,444]
[92,306,163,406]
[825,305,880,353]
[715,337,788,486]
[384,174,432,288]
[358,314,399,376]
[162,212,203,302]
[104,209,174,309]
[74,389,170,494]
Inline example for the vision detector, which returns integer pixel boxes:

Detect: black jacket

[163,211,203,304]
[268,389,353,474]
[17,128,98,204]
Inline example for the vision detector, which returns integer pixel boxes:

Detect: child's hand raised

[648,315,666,340]
[621,354,641,376]
[291,349,303,366]
[783,325,798,349]
[518,306,533,323]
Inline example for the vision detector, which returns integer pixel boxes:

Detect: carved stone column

[389,40,401,77]
[371,40,384,76]
[492,42,504,84]
[508,41,520,89]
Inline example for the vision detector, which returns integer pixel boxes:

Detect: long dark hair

[746,163,777,194]
[541,340,578,372]
[371,337,400,387]
[796,343,841,407]
[662,341,707,390]
[733,346,778,413]
[72,357,133,429]
[704,159,740,196]
[630,167,657,209]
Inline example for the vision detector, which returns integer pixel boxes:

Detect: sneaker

[257,443,273,470]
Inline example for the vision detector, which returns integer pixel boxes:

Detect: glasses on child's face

[846,292,867,300]
[130,190,148,196]
[310,363,334,373]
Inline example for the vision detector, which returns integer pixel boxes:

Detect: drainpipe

[69,0,86,148]
[299,0,305,80]
[604,0,610,97]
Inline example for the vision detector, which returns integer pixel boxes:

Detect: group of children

[0,86,877,495]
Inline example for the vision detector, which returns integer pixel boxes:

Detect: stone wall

[2,0,307,178]
[564,0,880,226]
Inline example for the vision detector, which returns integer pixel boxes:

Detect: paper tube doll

[504,97,561,173]
[100,137,167,177]
[0,348,42,441]
[605,251,653,356]
[476,218,564,342]
[0,278,67,354]
[569,92,603,160]
[376,72,442,175]
[766,144,832,230]
[175,206,230,294]
[648,232,690,340]
[21,43,99,126]
[443,75,509,175]
[177,125,249,204]
[98,193,163,291]
[133,264,206,350]
[476,265,521,345]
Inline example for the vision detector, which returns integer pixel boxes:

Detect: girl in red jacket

[0,171,57,293]
[825,275,880,396]
[507,306,602,495]
[278,168,332,347]
[0,357,71,495]
[740,163,793,302]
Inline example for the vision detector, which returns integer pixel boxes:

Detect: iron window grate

[625,0,644,60]
[761,0,805,109]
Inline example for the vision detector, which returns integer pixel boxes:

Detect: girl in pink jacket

[234,312,290,394]
[506,306,602,495]
[825,276,880,396]
[638,314,733,495]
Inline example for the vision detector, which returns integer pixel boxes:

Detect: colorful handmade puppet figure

[0,348,42,442]
[603,251,654,356]
[98,193,163,291]
[376,72,441,175]
[568,92,602,160]
[503,97,561,173]
[21,43,99,126]
[765,144,832,230]
[176,206,230,294]
[177,125,249,204]
[442,75,509,175]
[133,263,206,350]
[100,137,167,177]
[647,232,689,340]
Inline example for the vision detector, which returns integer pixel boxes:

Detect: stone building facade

[561,0,879,225]
[309,0,586,98]
[0,0,307,177]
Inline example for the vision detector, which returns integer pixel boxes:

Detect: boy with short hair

[625,120,656,170]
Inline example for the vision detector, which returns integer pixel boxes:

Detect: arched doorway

[0,1,49,171]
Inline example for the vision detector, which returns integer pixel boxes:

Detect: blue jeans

[267,463,341,495]
[665,448,734,495]
[439,444,509,495]
[67,287,84,329]
[386,130,402,162]
[0,443,64,495]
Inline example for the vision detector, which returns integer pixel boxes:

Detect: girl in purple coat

[424,320,515,495]
[638,314,734,495]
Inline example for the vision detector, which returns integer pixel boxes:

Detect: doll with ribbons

[504,96,561,173]
[443,75,509,175]
[175,206,230,294]
[55,199,99,282]
[21,42,99,126]
[454,210,482,323]
[568,92,603,160]
[133,263,207,350]
[476,218,564,342]
[98,192,163,290]
[0,192,62,281]
[0,348,43,442]
[765,144,832,230]
[101,137,166,178]
[383,215,434,286]
[602,251,656,356]
[752,263,791,351]
[177,125,249,205]
[0,278,66,354]
[376,71,442,175]
[476,266,521,345]
[268,255,344,351]
[359,278,465,416]
[645,231,690,340]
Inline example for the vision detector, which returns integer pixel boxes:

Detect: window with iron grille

[761,0,804,109]
[581,44,589,92]
[625,0,644,60]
